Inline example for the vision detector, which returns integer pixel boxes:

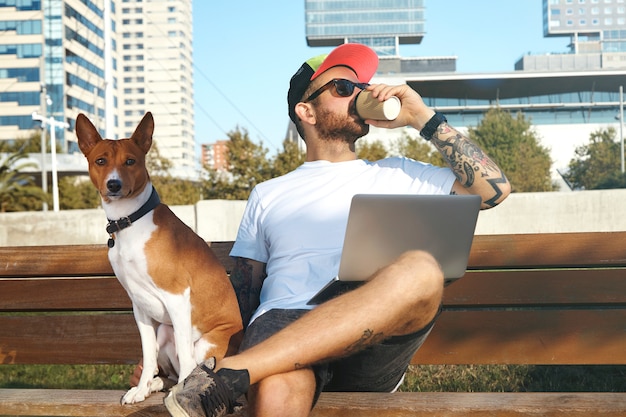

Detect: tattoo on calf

[345,329,385,355]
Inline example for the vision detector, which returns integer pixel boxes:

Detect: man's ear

[295,102,316,126]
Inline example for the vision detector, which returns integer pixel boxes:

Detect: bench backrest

[1,232,625,366]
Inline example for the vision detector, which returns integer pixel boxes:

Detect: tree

[564,127,626,190]
[468,108,554,192]
[271,138,305,177]
[202,127,272,200]
[393,132,445,166]
[0,146,49,212]
[356,139,388,161]
[146,141,202,205]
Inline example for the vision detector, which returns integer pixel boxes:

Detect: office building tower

[305,0,425,57]
[0,0,112,151]
[519,0,626,70]
[119,0,195,178]
[0,0,195,179]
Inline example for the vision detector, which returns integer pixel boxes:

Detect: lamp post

[32,112,69,212]
[619,85,624,174]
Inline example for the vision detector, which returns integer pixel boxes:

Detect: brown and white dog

[76,112,242,404]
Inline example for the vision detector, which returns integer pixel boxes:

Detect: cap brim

[311,43,378,83]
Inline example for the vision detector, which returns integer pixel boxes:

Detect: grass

[401,365,626,392]
[1,364,625,392]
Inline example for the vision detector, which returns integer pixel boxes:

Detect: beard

[313,105,370,144]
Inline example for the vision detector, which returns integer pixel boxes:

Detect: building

[119,0,195,178]
[0,0,196,179]
[300,0,625,189]
[305,0,425,57]
[518,0,626,70]
[0,0,111,151]
[202,140,229,171]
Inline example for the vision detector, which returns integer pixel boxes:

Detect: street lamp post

[619,85,624,174]
[32,112,69,212]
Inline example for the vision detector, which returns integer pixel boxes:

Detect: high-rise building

[119,0,195,178]
[0,0,112,151]
[517,0,626,70]
[0,0,195,178]
[305,0,425,57]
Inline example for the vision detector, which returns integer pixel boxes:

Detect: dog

[76,112,243,404]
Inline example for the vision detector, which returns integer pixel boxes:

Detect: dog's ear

[131,112,154,154]
[76,114,102,156]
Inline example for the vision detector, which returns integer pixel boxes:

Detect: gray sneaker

[164,358,250,417]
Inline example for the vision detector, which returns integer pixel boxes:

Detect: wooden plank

[3,268,624,313]
[0,314,141,365]
[312,392,626,417]
[0,277,131,312]
[1,389,625,417]
[468,232,626,269]
[445,269,626,306]
[0,389,169,417]
[2,309,625,366]
[413,309,626,365]
[2,232,626,280]
[0,244,112,278]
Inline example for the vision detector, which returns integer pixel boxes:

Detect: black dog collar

[106,187,160,248]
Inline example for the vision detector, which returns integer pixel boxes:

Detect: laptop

[307,193,481,305]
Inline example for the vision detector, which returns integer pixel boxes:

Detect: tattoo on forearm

[345,329,385,355]
[432,123,507,205]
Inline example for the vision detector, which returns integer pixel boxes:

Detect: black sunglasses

[304,79,369,102]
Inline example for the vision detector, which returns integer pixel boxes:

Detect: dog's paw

[120,386,149,404]
[150,376,175,392]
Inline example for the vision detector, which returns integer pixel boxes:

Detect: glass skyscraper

[305,0,425,56]
[0,0,196,178]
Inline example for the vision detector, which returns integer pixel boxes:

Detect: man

[164,43,511,417]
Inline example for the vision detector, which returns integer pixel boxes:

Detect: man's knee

[249,369,316,417]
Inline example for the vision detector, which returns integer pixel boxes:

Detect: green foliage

[0,145,49,212]
[202,127,273,200]
[468,108,554,192]
[356,139,388,161]
[271,138,306,177]
[394,132,446,166]
[2,364,624,392]
[401,365,626,392]
[564,127,626,190]
[58,176,101,210]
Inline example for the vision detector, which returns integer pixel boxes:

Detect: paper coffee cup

[355,90,401,121]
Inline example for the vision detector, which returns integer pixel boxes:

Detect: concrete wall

[1,190,625,246]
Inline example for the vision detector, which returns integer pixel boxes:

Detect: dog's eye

[95,158,106,166]
[126,159,135,166]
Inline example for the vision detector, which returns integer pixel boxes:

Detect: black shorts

[239,308,438,405]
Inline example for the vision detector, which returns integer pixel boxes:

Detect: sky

[191,1,569,154]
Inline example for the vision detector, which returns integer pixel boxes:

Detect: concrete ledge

[1,189,626,246]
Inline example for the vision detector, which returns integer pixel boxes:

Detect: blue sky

[192,1,569,154]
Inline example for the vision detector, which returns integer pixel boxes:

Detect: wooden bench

[1,232,626,416]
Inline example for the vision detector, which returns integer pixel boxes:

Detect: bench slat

[0,314,140,365]
[414,309,626,365]
[1,389,625,417]
[2,309,624,365]
[2,232,626,280]
[0,245,112,277]
[0,277,131,311]
[467,232,626,269]
[446,269,626,306]
[2,268,624,313]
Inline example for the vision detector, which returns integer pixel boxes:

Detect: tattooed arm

[430,123,510,209]
[230,257,266,328]
[364,83,511,209]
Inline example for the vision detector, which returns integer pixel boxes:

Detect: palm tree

[0,147,48,212]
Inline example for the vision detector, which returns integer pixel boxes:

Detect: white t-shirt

[230,157,456,323]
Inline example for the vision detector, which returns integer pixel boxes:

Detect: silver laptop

[307,194,481,305]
